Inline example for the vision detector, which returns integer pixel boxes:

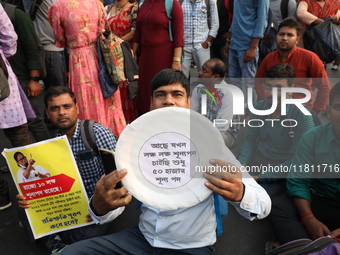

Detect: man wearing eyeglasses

[14,152,51,183]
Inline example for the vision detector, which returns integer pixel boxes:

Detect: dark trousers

[21,80,50,142]
[268,192,340,244]
[3,123,32,147]
[248,150,287,198]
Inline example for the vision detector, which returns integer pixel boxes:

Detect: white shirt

[89,148,271,249]
[17,165,51,183]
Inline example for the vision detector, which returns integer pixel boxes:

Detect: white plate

[115,107,227,210]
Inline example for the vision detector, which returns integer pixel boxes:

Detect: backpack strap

[165,0,174,41]
[280,0,289,20]
[80,120,99,156]
[31,0,43,20]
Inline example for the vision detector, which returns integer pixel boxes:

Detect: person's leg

[43,50,67,89]
[228,48,243,90]
[193,47,211,73]
[238,49,258,104]
[59,223,110,244]
[182,49,193,78]
[60,226,154,255]
[21,81,50,142]
[3,123,32,147]
[268,193,309,244]
[0,178,11,210]
[160,245,215,255]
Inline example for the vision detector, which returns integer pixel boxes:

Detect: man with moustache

[17,86,124,254]
[61,69,271,255]
[239,63,314,198]
[255,17,331,115]
[190,58,239,148]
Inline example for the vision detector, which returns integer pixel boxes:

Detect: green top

[2,3,41,82]
[239,100,314,182]
[287,122,340,202]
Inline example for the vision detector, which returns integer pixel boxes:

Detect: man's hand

[27,80,42,97]
[302,217,331,240]
[328,228,340,239]
[224,42,230,57]
[16,194,31,209]
[243,47,256,63]
[91,169,132,216]
[203,159,244,202]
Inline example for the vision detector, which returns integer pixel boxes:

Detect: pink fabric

[48,0,126,137]
[0,4,28,129]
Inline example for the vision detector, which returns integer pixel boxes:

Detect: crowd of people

[0,0,339,254]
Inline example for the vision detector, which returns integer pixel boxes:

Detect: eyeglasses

[18,156,26,161]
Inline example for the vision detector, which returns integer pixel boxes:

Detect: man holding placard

[61,69,271,254]
[16,86,129,254]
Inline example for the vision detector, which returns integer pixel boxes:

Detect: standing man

[60,69,271,255]
[224,0,269,102]
[17,86,124,254]
[181,0,219,78]
[255,17,331,114]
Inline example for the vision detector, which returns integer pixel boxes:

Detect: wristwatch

[30,76,40,82]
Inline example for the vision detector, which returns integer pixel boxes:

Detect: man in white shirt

[191,58,239,148]
[61,69,271,255]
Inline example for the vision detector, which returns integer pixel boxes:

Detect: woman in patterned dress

[48,0,126,136]
[105,0,138,122]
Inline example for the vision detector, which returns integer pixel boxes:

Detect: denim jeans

[61,226,215,255]
[43,50,67,89]
[182,46,211,78]
[228,48,258,103]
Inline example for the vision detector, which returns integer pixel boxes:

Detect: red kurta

[255,47,331,113]
[134,0,184,114]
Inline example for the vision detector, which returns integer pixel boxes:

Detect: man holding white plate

[61,69,271,255]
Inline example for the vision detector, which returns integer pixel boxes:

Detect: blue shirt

[56,120,117,198]
[182,0,219,50]
[229,0,269,50]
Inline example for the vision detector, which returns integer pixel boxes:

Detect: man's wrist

[30,76,40,82]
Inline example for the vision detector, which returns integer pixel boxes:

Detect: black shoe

[0,194,12,211]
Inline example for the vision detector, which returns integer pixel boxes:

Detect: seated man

[17,86,126,254]
[61,69,271,255]
[239,63,314,198]
[190,58,239,148]
[268,82,340,244]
